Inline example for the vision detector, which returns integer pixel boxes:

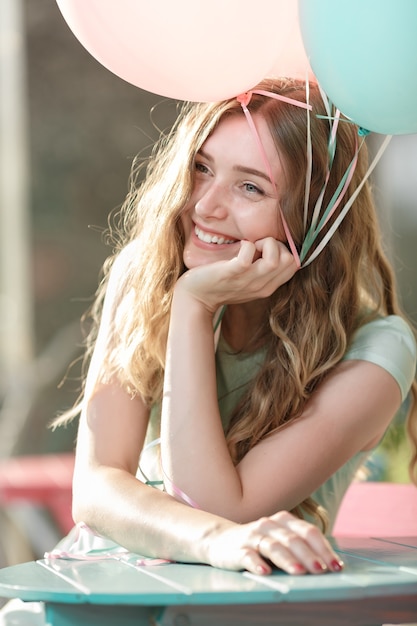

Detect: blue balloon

[299,0,417,135]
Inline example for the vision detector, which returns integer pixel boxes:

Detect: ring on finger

[254,535,266,553]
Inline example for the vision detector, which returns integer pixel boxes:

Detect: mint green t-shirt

[142,315,416,531]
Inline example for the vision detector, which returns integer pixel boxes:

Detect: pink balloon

[267,2,315,81]
[56,0,309,102]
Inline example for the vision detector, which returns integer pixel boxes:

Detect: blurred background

[0,0,416,570]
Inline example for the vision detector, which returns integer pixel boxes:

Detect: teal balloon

[299,0,417,135]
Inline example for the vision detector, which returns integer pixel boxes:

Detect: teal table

[0,536,416,625]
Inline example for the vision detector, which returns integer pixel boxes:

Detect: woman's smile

[194,224,238,246]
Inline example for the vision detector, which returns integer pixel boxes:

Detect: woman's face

[181,113,287,269]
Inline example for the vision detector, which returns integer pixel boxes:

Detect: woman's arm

[73,380,343,575]
[72,241,343,574]
[160,240,404,522]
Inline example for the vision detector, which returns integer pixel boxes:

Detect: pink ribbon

[237,90,302,267]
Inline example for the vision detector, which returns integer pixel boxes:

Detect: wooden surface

[0,536,416,625]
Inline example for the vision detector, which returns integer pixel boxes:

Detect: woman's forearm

[160,288,244,516]
[72,463,233,564]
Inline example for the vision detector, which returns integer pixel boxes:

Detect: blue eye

[244,182,263,195]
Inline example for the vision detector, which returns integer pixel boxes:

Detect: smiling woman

[62,77,416,544]
[181,114,287,269]
[3,77,416,624]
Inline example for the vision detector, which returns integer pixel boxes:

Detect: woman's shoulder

[343,315,416,400]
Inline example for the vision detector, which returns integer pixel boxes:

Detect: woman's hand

[177,238,298,313]
[204,511,344,576]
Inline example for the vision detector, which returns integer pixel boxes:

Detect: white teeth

[195,226,236,245]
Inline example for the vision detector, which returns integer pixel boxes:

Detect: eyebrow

[197,148,274,185]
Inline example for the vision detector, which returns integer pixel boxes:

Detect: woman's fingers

[231,238,298,298]
[235,239,258,267]
[249,512,344,575]
[255,238,298,283]
[241,536,309,576]
[207,512,344,576]
[283,513,343,571]
[177,237,298,309]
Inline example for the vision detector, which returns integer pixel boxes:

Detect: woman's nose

[194,183,228,219]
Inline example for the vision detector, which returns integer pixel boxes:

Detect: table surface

[1,536,417,626]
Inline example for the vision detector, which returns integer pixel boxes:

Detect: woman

[4,75,417,626]
[2,80,417,624]
[56,78,416,576]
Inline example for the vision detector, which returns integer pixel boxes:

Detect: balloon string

[303,80,312,232]
[251,89,312,111]
[300,131,360,261]
[302,134,392,266]
[305,108,340,240]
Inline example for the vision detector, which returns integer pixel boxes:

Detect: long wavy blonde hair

[57,78,417,528]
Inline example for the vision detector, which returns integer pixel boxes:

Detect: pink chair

[333,481,417,537]
[0,453,75,535]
